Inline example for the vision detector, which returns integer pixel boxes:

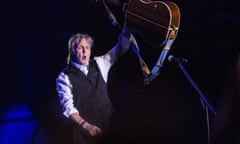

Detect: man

[56,27,131,144]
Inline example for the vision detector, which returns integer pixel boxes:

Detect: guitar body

[125,0,181,47]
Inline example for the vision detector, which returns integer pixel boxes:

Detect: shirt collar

[70,60,89,74]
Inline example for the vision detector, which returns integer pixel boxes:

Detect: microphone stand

[174,60,216,144]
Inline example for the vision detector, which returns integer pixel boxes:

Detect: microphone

[168,55,188,63]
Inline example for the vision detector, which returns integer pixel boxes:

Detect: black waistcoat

[62,60,114,130]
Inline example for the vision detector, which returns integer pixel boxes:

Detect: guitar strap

[130,34,151,76]
[143,37,175,85]
[131,27,178,85]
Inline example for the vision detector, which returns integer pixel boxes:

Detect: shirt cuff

[63,107,79,118]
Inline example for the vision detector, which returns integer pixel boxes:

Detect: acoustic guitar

[124,0,181,47]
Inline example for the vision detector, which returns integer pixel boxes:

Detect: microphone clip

[168,55,188,63]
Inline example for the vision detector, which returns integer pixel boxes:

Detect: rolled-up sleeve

[56,72,78,118]
[94,54,112,83]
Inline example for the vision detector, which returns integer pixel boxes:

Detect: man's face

[72,38,91,65]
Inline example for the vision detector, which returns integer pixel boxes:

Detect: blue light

[0,104,39,144]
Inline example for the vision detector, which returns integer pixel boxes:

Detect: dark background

[0,0,240,144]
